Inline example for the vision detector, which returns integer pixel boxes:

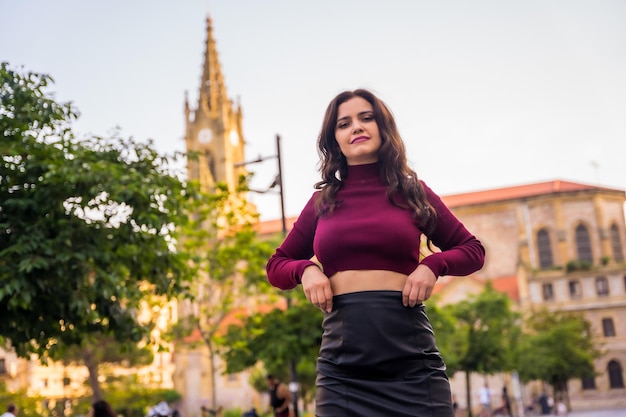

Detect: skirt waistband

[319,291,443,376]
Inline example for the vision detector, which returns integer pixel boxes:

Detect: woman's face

[334,96,382,165]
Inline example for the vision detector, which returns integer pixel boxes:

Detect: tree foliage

[423,301,461,375]
[0,381,44,417]
[453,284,519,374]
[218,289,323,404]
[66,374,181,417]
[169,173,279,407]
[516,308,601,397]
[0,62,194,358]
[90,375,180,417]
[59,333,156,401]
[450,282,520,416]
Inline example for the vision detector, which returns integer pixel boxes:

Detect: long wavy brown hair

[314,89,437,235]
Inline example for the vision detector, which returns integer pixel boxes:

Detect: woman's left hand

[402,264,437,307]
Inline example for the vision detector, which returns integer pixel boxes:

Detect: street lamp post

[234,134,299,417]
[275,134,287,237]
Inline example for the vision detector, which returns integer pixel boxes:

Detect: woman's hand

[301,265,333,313]
[402,264,437,307]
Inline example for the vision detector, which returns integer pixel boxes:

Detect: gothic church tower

[174,18,263,417]
[185,16,245,191]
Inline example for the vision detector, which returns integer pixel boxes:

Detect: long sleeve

[266,193,319,290]
[419,182,485,277]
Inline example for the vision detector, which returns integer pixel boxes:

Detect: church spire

[198,16,228,116]
[185,15,245,192]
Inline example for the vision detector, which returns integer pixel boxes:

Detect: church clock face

[198,128,212,144]
[229,129,239,147]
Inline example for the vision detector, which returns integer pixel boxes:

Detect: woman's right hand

[301,265,333,313]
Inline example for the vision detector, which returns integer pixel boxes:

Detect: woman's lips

[351,136,368,144]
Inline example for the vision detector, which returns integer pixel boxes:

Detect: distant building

[429,180,626,411]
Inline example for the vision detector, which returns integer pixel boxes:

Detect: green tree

[59,334,155,401]
[70,375,181,417]
[170,175,278,409]
[452,283,520,417]
[516,308,601,406]
[0,381,44,417]
[219,289,323,407]
[424,300,461,376]
[98,375,181,417]
[0,63,194,362]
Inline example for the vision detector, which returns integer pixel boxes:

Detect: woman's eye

[337,122,349,129]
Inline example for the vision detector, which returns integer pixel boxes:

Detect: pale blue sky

[3,0,626,221]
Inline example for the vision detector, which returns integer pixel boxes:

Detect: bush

[566,260,593,273]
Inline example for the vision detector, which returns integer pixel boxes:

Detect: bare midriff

[329,270,408,295]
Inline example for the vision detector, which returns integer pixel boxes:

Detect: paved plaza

[518,408,626,417]
[462,408,626,417]
[566,408,626,417]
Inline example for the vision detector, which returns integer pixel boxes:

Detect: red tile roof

[430,274,484,296]
[442,180,623,208]
[491,275,520,302]
[255,217,296,235]
[431,274,520,302]
[183,299,289,341]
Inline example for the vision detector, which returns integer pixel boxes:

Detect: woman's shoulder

[304,189,321,206]
[295,190,321,219]
[417,179,441,199]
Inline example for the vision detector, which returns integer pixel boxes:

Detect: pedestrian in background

[90,400,116,417]
[479,383,493,417]
[266,374,292,417]
[501,386,512,416]
[0,404,17,417]
[555,398,567,416]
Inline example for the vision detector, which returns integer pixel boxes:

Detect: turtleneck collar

[343,162,380,183]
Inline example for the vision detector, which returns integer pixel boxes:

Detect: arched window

[610,224,625,263]
[608,360,624,389]
[537,228,553,269]
[575,224,593,263]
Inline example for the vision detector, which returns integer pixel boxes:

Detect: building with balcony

[431,179,626,411]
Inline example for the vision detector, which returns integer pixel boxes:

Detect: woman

[266,89,485,416]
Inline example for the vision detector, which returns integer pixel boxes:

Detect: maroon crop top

[266,163,485,290]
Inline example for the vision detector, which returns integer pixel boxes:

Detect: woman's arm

[266,193,320,290]
[418,181,485,278]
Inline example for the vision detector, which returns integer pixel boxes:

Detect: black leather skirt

[315,291,454,417]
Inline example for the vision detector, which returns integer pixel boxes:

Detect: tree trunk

[465,372,473,417]
[83,347,104,401]
[208,339,218,408]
